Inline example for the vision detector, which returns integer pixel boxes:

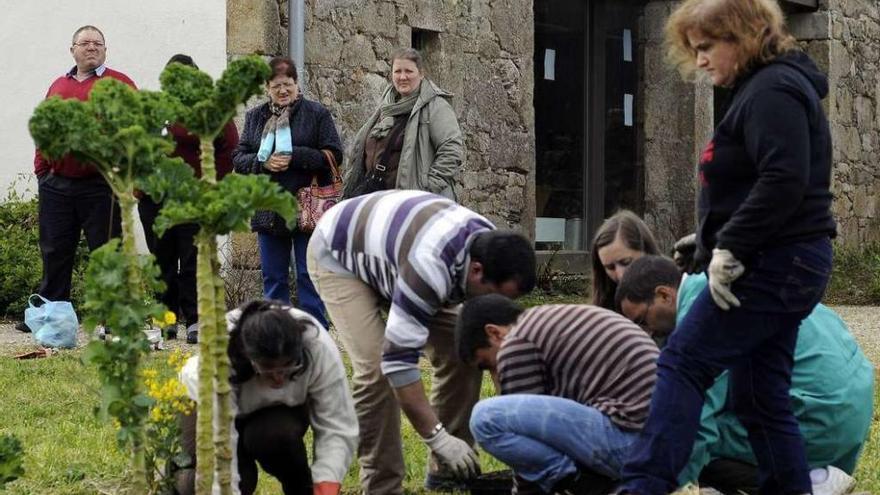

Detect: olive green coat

[343,79,464,200]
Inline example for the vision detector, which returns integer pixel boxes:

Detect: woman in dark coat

[232,57,341,328]
[617,1,837,494]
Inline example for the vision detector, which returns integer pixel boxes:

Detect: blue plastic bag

[24,294,79,349]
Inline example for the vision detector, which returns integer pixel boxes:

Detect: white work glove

[708,248,745,310]
[423,426,480,479]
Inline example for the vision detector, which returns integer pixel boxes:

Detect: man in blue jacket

[615,255,874,495]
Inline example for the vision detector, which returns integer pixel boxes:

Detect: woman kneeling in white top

[176,300,358,495]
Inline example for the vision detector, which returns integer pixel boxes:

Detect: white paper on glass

[624,93,633,127]
[623,29,633,62]
[544,49,556,81]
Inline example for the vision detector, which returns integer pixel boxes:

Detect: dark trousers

[138,197,199,325]
[619,238,832,495]
[177,405,312,495]
[257,230,329,328]
[37,174,121,302]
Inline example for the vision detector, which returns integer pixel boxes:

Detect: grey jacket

[343,79,464,200]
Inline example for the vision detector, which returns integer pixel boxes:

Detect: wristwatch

[428,422,444,438]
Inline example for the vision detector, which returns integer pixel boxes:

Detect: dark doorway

[533,0,644,251]
[533,0,586,250]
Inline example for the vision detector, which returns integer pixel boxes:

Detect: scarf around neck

[369,89,419,139]
[257,100,295,162]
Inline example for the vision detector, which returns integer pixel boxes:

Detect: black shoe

[14,321,31,333]
[424,472,470,492]
[186,323,199,344]
[554,469,617,495]
[164,325,178,340]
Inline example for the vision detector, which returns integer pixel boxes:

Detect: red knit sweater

[167,122,238,180]
[34,67,137,178]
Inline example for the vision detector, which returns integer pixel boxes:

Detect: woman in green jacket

[343,48,464,200]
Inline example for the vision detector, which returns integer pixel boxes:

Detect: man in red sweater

[138,54,239,342]
[20,25,136,332]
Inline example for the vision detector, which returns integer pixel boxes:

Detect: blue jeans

[470,395,638,493]
[257,230,328,328]
[620,238,832,495]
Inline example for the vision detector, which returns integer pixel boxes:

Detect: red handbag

[296,149,343,233]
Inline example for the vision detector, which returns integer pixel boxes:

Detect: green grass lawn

[0,348,877,494]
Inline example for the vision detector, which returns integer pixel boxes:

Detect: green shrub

[0,433,24,488]
[825,243,880,305]
[0,187,41,318]
[0,183,88,318]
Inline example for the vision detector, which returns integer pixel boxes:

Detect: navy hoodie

[695,51,837,266]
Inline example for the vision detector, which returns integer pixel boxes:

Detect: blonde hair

[665,0,798,81]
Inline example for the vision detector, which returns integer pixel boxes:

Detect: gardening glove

[313,481,341,495]
[672,233,698,274]
[708,248,745,310]
[423,426,481,479]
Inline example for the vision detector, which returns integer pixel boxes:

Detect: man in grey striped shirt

[457,295,659,495]
[306,190,536,494]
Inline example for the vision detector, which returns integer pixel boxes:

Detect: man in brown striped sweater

[457,295,660,494]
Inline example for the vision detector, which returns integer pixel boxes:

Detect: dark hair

[166,53,198,69]
[614,255,682,309]
[390,47,424,71]
[72,25,105,45]
[590,210,661,310]
[470,230,536,294]
[228,300,311,384]
[455,294,524,363]
[268,56,298,83]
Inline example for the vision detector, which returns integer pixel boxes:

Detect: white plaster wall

[0,0,228,199]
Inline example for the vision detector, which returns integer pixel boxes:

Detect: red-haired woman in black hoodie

[617,2,837,495]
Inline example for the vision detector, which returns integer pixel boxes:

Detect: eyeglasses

[73,41,105,48]
[251,359,304,377]
[268,81,296,92]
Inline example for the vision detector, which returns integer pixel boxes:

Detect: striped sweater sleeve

[497,336,547,395]
[381,256,453,387]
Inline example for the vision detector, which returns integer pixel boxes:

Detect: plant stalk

[194,231,216,494]
[212,249,233,495]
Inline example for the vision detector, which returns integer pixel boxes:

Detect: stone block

[789,11,832,40]
[342,33,378,69]
[852,186,878,218]
[643,2,672,40]
[409,0,450,33]
[489,0,532,56]
[855,94,874,128]
[305,21,343,65]
[228,0,282,55]
[354,1,399,37]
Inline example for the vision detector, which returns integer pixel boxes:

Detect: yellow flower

[163,311,177,326]
[167,349,192,371]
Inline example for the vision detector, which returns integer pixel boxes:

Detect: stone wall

[640,0,880,250]
[794,0,880,246]
[227,0,536,233]
[638,1,711,250]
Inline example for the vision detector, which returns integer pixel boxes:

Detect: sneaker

[14,321,31,333]
[813,466,855,495]
[186,323,199,344]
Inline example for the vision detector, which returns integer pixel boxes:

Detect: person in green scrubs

[615,255,874,495]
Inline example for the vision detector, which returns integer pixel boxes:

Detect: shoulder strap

[320,149,342,182]
[377,118,408,173]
